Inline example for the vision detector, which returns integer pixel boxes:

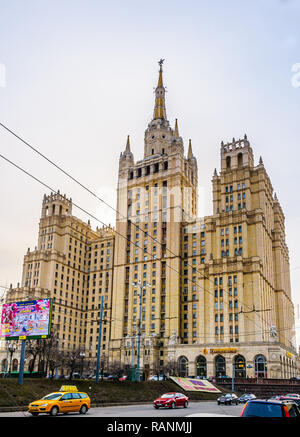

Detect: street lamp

[55,336,60,379]
[79,352,85,377]
[132,281,151,382]
[8,342,17,375]
[101,353,106,380]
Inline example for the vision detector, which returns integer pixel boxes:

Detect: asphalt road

[0,401,243,417]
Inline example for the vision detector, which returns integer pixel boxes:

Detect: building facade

[1,61,297,379]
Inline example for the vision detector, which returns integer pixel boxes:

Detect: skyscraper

[2,61,297,379]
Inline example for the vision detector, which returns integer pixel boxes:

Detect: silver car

[238,393,256,403]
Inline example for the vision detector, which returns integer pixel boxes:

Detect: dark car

[217,393,239,405]
[238,393,256,403]
[107,374,119,381]
[153,392,189,409]
[241,399,300,417]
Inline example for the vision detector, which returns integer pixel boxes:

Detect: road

[0,401,243,417]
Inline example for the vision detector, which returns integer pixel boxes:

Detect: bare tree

[163,358,178,377]
[151,357,162,379]
[107,360,124,380]
[25,339,45,375]
[62,347,86,380]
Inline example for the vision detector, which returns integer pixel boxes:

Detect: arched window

[178,356,189,377]
[28,359,34,373]
[38,360,45,373]
[12,358,18,372]
[1,359,8,372]
[255,355,267,378]
[196,355,207,378]
[234,355,246,378]
[215,355,226,377]
[237,152,243,168]
[226,156,231,169]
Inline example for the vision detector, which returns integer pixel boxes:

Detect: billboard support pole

[4,342,9,377]
[18,339,26,385]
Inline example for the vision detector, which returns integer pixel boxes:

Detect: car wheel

[217,401,220,405]
[170,402,175,409]
[31,412,39,416]
[184,401,188,408]
[154,406,159,409]
[50,406,59,416]
[80,404,88,414]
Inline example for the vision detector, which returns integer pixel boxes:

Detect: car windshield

[161,394,174,398]
[225,394,232,398]
[42,393,63,400]
[243,403,282,417]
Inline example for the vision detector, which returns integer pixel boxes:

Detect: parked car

[65,372,81,380]
[277,396,300,406]
[217,393,239,405]
[241,399,300,417]
[153,392,189,409]
[107,374,119,381]
[238,393,256,403]
[149,374,164,381]
[284,393,300,399]
[119,375,128,381]
[187,375,207,380]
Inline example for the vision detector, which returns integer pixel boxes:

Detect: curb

[0,399,213,413]
[0,401,153,413]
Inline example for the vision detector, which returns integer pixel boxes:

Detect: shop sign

[210,348,237,354]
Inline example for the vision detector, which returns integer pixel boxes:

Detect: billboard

[169,376,221,393]
[0,298,52,340]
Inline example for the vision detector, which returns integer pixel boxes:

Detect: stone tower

[109,60,199,370]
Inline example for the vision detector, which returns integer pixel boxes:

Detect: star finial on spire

[153,59,166,119]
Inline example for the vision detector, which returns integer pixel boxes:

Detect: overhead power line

[0,122,296,339]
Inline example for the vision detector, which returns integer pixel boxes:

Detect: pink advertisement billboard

[0,299,52,339]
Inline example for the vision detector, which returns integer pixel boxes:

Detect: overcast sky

[0,0,300,345]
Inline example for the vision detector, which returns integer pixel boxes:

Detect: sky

[0,0,300,345]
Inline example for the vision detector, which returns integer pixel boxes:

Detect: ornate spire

[174,119,179,138]
[188,139,193,159]
[153,59,167,120]
[125,135,131,153]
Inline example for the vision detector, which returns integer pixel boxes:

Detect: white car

[149,375,164,381]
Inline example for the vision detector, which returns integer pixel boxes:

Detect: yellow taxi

[28,385,91,416]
